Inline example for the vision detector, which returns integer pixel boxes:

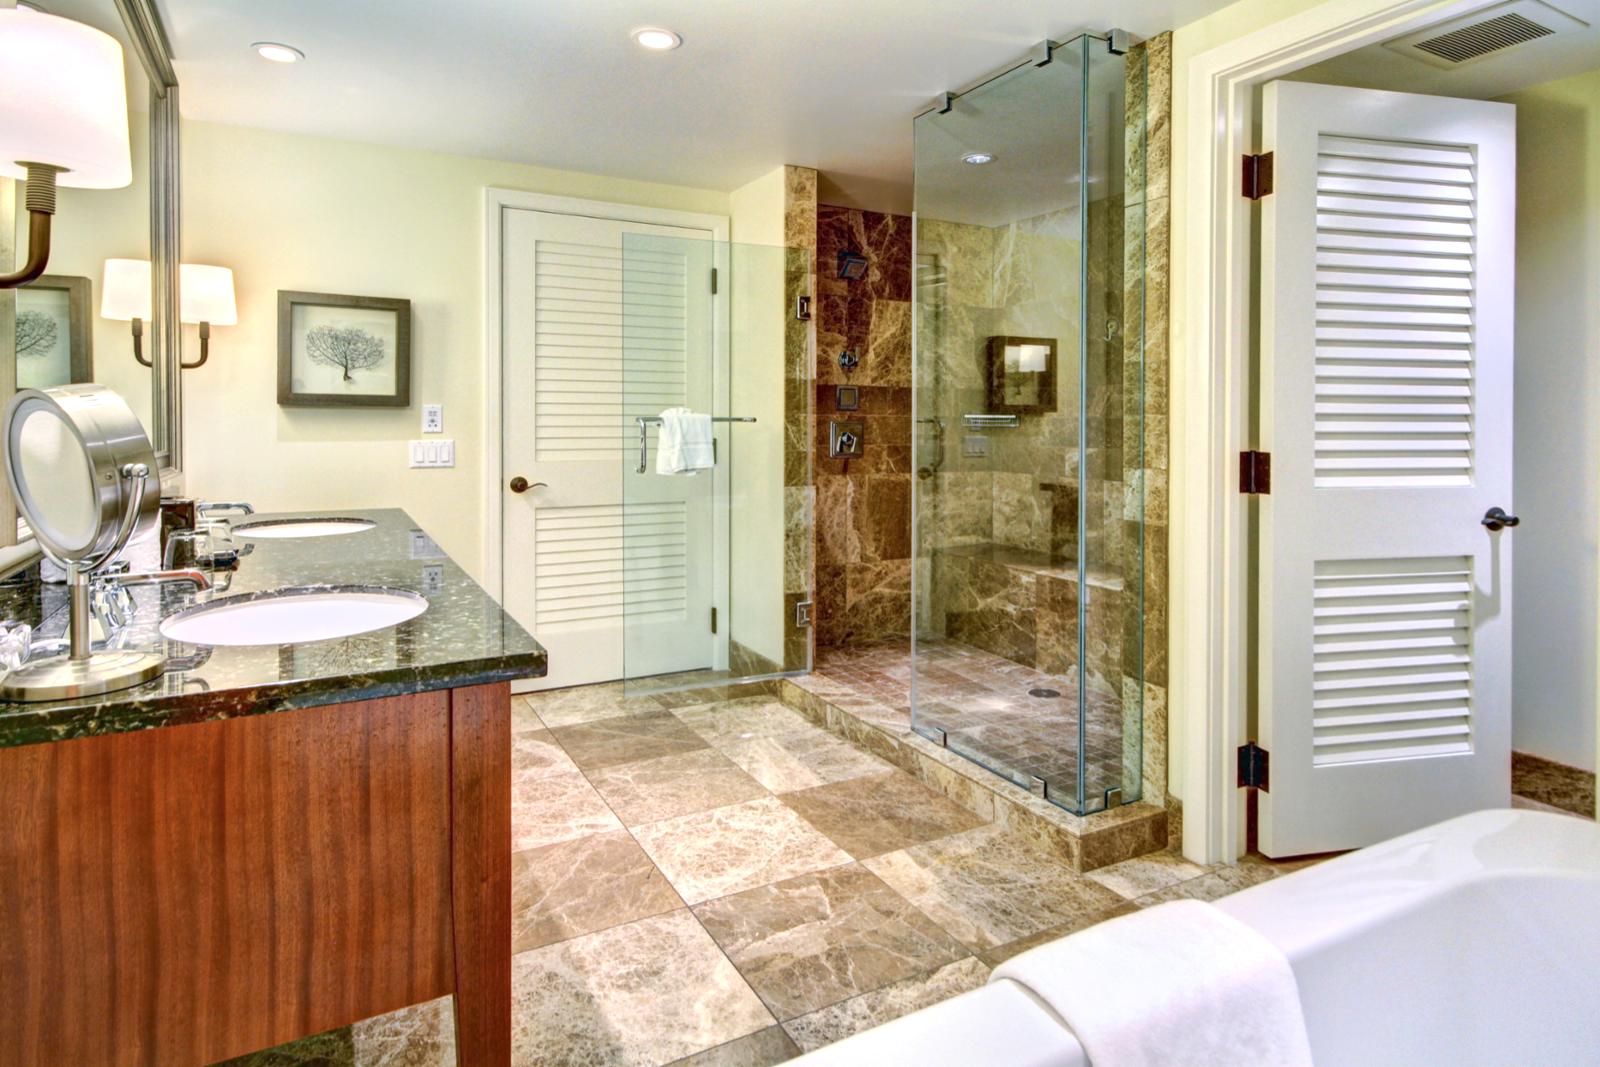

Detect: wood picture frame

[278,290,411,407]
[16,274,93,389]
[985,335,1057,415]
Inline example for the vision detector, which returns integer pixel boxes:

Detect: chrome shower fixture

[837,250,868,280]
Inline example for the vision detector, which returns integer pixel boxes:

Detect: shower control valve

[838,349,860,373]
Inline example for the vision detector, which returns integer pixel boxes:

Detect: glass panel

[620,234,812,698]
[912,35,1143,816]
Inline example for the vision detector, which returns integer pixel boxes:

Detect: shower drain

[1028,687,1061,699]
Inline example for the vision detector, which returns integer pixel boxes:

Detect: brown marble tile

[1512,751,1596,817]
[719,727,892,794]
[1083,848,1206,899]
[973,900,1142,969]
[634,795,853,905]
[863,824,1126,952]
[512,768,623,852]
[511,910,774,1066]
[550,711,710,771]
[693,863,968,1020]
[780,771,987,860]
[780,957,990,1054]
[523,682,664,728]
[665,1027,800,1067]
[511,830,683,954]
[588,747,768,827]
[512,727,578,781]
[673,697,818,749]
[351,996,455,1067]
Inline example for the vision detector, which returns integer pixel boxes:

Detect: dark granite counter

[0,508,545,749]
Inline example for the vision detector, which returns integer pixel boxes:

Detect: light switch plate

[410,529,445,559]
[409,439,455,468]
[962,435,989,458]
[422,404,443,433]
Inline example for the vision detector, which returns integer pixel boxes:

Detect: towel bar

[636,415,756,474]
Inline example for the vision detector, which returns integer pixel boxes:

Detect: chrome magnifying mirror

[1,384,163,700]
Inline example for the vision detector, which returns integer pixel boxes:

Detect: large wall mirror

[3,0,180,549]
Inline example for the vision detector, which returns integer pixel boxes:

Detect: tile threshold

[777,674,1166,872]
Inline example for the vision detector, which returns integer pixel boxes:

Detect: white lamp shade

[180,264,237,325]
[0,9,132,189]
[101,258,151,321]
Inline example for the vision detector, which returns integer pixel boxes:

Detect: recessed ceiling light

[632,27,682,51]
[253,41,304,63]
[963,152,995,165]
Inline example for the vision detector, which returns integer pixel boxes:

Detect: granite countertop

[0,508,546,749]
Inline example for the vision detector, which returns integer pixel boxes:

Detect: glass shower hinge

[794,600,813,629]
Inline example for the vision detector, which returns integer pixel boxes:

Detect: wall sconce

[102,258,236,369]
[0,9,133,289]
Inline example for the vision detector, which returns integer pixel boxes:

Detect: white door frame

[482,189,731,672]
[1170,0,1494,864]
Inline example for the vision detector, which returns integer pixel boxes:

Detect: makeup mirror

[1,383,163,699]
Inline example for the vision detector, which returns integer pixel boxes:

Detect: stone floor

[809,639,1129,809]
[219,681,1327,1067]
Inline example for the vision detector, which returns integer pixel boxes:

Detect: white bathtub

[791,809,1600,1067]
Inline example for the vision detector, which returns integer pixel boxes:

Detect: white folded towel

[655,407,715,475]
[992,899,1314,1067]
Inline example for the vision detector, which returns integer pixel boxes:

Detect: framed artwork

[986,335,1057,415]
[277,290,411,407]
[15,274,92,389]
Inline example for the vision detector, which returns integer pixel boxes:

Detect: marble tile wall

[812,203,915,648]
[784,167,819,671]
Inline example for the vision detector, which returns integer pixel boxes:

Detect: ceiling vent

[1384,0,1588,69]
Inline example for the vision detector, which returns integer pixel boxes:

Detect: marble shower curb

[776,676,1166,872]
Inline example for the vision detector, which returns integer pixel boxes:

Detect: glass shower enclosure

[912,33,1146,815]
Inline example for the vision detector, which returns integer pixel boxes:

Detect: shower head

[837,250,868,280]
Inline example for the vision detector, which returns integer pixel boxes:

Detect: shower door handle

[1481,507,1519,531]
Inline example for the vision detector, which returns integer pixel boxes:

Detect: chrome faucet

[89,569,213,644]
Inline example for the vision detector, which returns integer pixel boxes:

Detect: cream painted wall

[1501,67,1600,772]
[728,166,789,665]
[180,120,727,583]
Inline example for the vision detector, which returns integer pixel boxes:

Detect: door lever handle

[509,477,547,494]
[1482,507,1520,531]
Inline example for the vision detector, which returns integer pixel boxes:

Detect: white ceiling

[1288,0,1599,100]
[155,0,1238,214]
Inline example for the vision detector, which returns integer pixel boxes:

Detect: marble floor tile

[352,996,455,1067]
[511,695,543,733]
[1132,860,1279,906]
[673,698,817,750]
[1084,849,1207,899]
[974,900,1141,968]
[634,796,853,905]
[523,682,665,729]
[513,727,579,781]
[512,830,683,954]
[718,728,891,794]
[588,748,768,827]
[513,768,623,852]
[780,957,990,1053]
[663,1027,799,1067]
[779,771,986,859]
[693,863,968,1021]
[863,824,1127,952]
[511,909,774,1067]
[552,712,710,772]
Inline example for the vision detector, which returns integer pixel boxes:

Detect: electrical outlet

[409,439,455,468]
[422,404,443,433]
[420,563,445,593]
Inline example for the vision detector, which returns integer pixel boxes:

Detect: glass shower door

[620,233,813,698]
[911,34,1144,815]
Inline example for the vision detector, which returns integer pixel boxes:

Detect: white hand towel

[992,899,1314,1067]
[655,408,714,475]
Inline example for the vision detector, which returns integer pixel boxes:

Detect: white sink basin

[234,517,376,539]
[160,586,426,646]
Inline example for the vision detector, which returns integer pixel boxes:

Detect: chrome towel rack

[636,415,756,473]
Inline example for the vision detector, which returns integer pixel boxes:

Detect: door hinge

[710,267,718,295]
[710,606,717,634]
[794,600,813,629]
[1238,742,1270,791]
[1242,151,1274,200]
[1240,450,1271,494]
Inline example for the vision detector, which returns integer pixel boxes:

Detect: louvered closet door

[1258,82,1515,856]
[502,208,716,690]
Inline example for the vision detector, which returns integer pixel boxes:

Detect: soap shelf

[963,413,1020,430]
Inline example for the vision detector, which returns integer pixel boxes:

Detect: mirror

[0,382,164,700]
[4,0,179,491]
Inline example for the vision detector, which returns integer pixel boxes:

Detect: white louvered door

[502,207,717,690]
[1258,82,1515,857]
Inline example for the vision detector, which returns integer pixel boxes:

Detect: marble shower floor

[217,680,1336,1067]
[809,640,1129,809]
